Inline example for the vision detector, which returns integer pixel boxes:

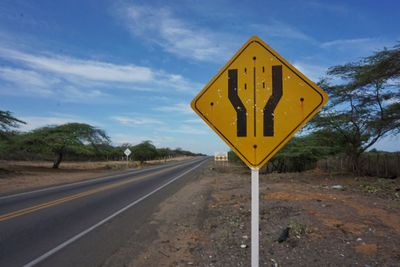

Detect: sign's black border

[194,40,324,167]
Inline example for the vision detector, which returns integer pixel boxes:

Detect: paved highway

[0,157,210,266]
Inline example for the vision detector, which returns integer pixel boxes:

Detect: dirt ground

[131,162,400,267]
[0,157,191,194]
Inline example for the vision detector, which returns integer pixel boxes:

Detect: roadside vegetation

[0,114,203,169]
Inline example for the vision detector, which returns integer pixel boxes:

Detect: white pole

[251,167,259,267]
[126,156,129,168]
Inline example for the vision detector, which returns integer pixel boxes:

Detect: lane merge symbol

[228,65,283,137]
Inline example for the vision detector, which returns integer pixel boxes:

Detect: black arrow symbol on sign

[263,65,283,136]
[228,69,247,137]
[228,65,282,137]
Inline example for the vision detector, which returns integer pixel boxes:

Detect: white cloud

[321,38,371,48]
[154,103,193,114]
[371,135,400,152]
[18,115,98,132]
[184,118,204,124]
[156,71,203,92]
[62,86,109,102]
[0,66,112,101]
[111,116,164,126]
[302,1,348,15]
[158,125,209,135]
[111,133,176,147]
[122,4,236,62]
[0,47,153,83]
[320,38,392,53]
[0,46,201,101]
[293,62,328,82]
[0,67,50,88]
[0,67,55,96]
[111,133,152,146]
[251,20,314,41]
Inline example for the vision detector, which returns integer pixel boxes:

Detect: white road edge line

[0,158,199,201]
[23,159,207,267]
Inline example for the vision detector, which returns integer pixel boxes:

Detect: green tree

[228,129,346,172]
[0,110,25,137]
[268,129,346,172]
[131,141,159,164]
[314,45,400,173]
[97,144,121,161]
[157,147,173,159]
[228,150,242,162]
[354,43,400,86]
[14,123,110,168]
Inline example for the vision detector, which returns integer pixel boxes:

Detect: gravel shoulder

[128,162,400,266]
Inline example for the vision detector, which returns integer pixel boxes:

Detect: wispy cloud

[250,20,315,42]
[0,67,55,96]
[156,71,203,92]
[121,4,237,62]
[293,62,328,82]
[320,38,392,53]
[111,116,164,126]
[111,133,176,147]
[0,65,111,102]
[184,118,204,124]
[0,47,153,83]
[61,86,109,102]
[157,125,208,135]
[0,45,201,102]
[154,103,192,114]
[19,114,100,132]
[111,134,150,146]
[302,1,348,15]
[371,135,400,152]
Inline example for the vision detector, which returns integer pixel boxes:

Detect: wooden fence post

[367,155,371,176]
[376,153,380,177]
[397,153,400,177]
[384,154,388,177]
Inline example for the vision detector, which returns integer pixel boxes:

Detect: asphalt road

[0,156,210,266]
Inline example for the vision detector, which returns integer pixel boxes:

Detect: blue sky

[0,0,399,154]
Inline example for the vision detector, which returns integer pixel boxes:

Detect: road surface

[0,157,210,266]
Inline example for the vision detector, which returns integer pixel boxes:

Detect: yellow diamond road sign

[191,36,329,168]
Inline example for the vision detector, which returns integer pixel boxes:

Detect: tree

[228,150,244,164]
[14,123,110,168]
[355,43,400,86]
[267,129,347,172]
[0,110,25,137]
[227,129,346,172]
[131,141,159,164]
[157,147,173,159]
[313,45,400,173]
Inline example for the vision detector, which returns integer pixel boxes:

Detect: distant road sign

[214,152,228,161]
[191,36,328,168]
[124,148,131,157]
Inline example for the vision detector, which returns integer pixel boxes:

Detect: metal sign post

[251,168,259,267]
[124,148,131,169]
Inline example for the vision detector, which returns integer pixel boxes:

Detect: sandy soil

[0,156,192,194]
[130,162,400,267]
